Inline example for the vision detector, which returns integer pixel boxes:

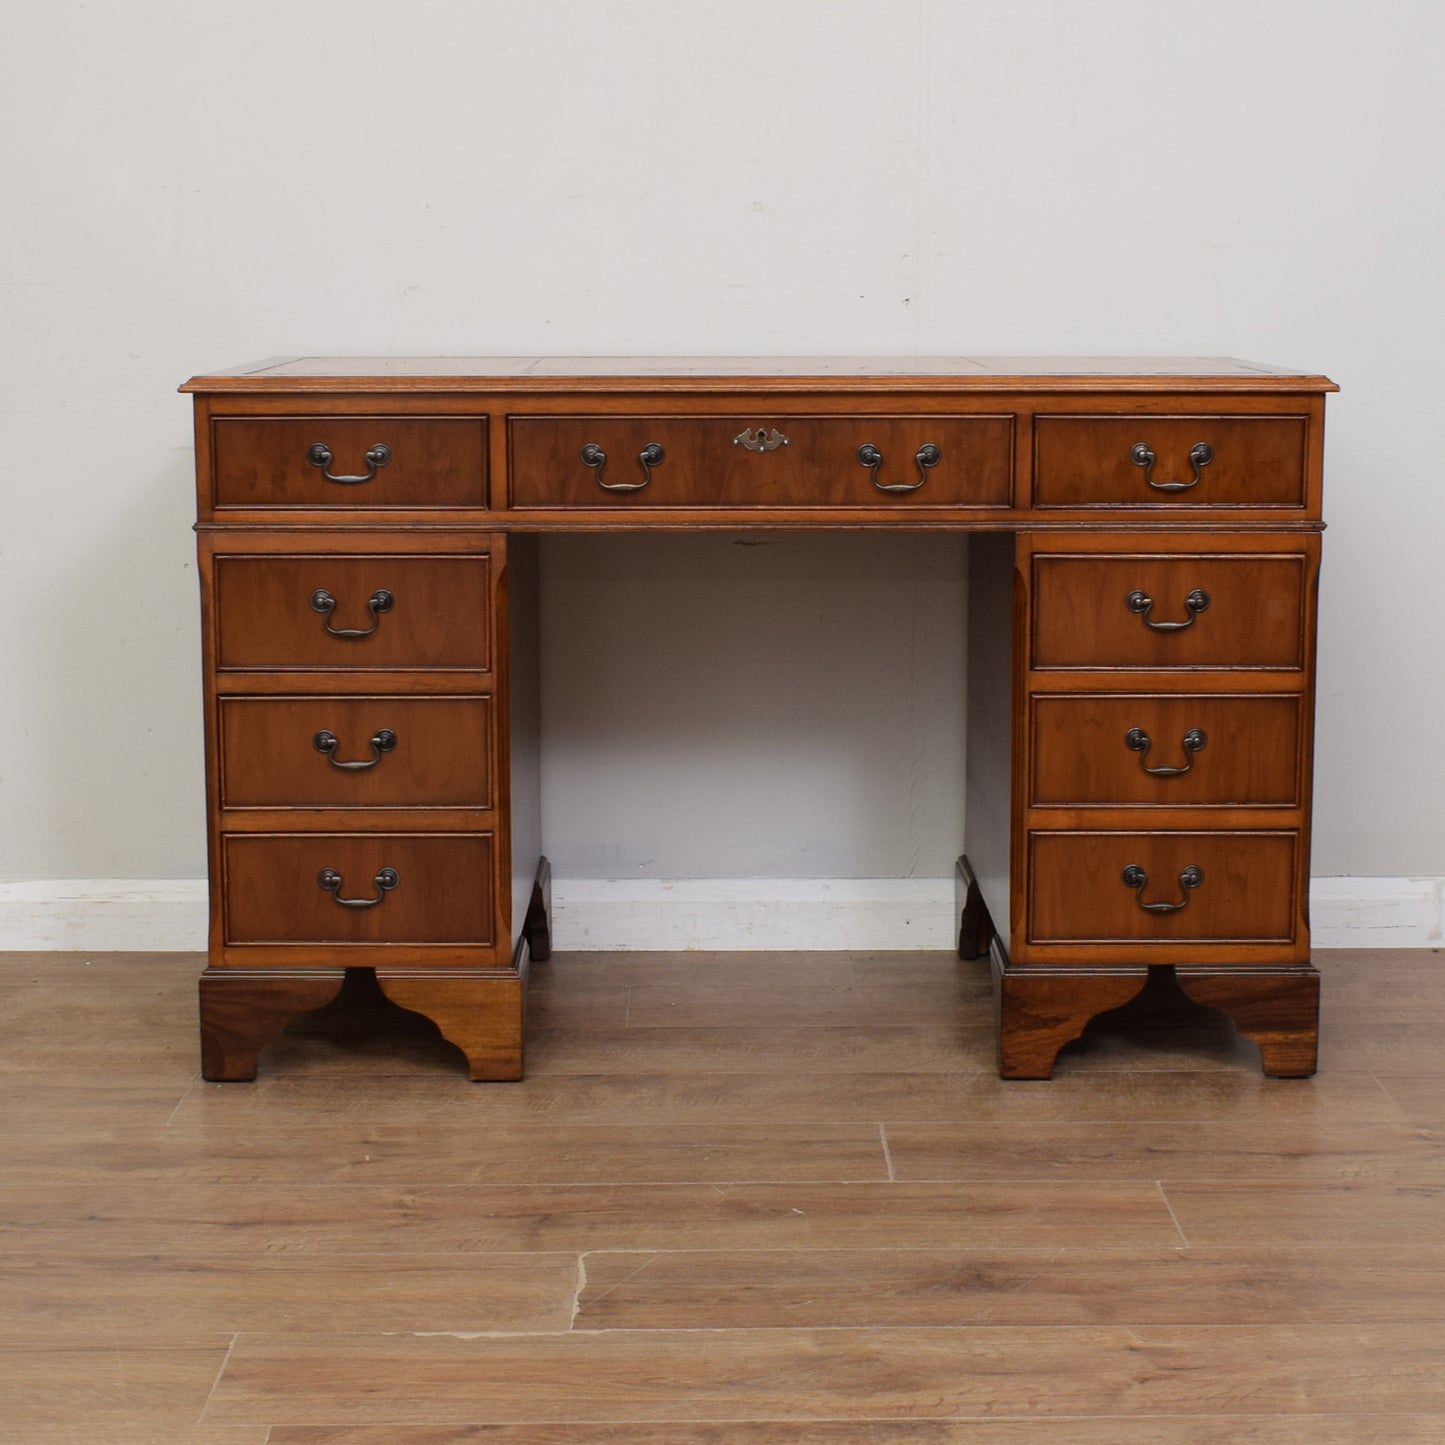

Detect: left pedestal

[190,383,532,1078]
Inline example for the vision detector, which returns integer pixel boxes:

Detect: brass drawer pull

[317,866,399,908]
[857,442,942,493]
[309,587,393,639]
[1124,726,1207,777]
[307,441,391,485]
[1126,587,1210,631]
[734,427,789,452]
[313,728,397,770]
[1122,863,1203,913]
[1130,441,1212,492]
[580,441,665,492]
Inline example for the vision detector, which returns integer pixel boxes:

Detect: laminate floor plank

[164,1067,1402,1128]
[885,1119,1445,1183]
[0,1252,579,1347]
[205,1325,1445,1424]
[0,1343,227,1431]
[0,1121,892,1187]
[524,1024,993,1075]
[624,978,992,1029]
[11,1431,268,1445]
[1315,1033,1445,1074]
[1163,1181,1445,1246]
[0,1180,1183,1255]
[535,949,995,986]
[0,1076,197,1127]
[255,1420,1445,1444]
[0,949,205,987]
[1373,1074,1445,1125]
[2,946,1441,1439]
[575,1244,1445,1329]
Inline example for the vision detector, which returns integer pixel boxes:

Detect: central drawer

[219,695,493,809]
[214,554,491,672]
[223,833,495,945]
[509,415,1014,508]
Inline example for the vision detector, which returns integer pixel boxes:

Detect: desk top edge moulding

[185,356,1333,1081]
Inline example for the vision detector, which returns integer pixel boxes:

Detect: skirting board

[0,877,1442,952]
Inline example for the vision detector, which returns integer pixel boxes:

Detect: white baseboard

[1,876,1441,952]
[1306,876,1445,950]
[550,878,959,951]
[0,879,209,951]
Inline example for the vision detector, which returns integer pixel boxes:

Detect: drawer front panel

[1034,415,1307,508]
[510,415,1014,508]
[215,555,491,671]
[219,696,492,809]
[1031,694,1302,807]
[213,417,488,509]
[1032,553,1307,670]
[224,833,494,944]
[1028,831,1297,943]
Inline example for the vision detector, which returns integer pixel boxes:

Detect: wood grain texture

[883,1118,1442,1183]
[0,1180,1182,1255]
[0,1252,578,1347]
[212,415,488,510]
[9,947,1445,1437]
[214,553,492,673]
[199,968,345,1081]
[15,1432,267,1445]
[0,1344,228,1432]
[1030,551,1308,671]
[0,1122,891,1188]
[575,1244,1445,1329]
[190,359,1329,1082]
[205,1325,1445,1424]
[222,833,494,946]
[993,957,1151,1079]
[218,695,494,811]
[181,354,1339,389]
[509,414,1013,509]
[1175,964,1320,1077]
[1027,831,1298,945]
[1032,413,1308,508]
[377,970,526,1081]
[159,1063,1403,1129]
[1163,1181,1445,1247]
[262,1422,1445,1445]
[1030,692,1303,808]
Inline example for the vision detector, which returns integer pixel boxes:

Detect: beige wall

[1,0,1440,884]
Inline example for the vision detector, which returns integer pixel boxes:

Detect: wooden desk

[183,357,1334,1081]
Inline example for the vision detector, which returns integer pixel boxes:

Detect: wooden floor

[3,947,1445,1441]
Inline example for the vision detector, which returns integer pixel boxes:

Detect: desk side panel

[964,532,1020,947]
[505,534,543,962]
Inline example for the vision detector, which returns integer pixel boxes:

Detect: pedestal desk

[183,357,1334,1081]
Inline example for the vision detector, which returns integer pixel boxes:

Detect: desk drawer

[510,415,1013,508]
[212,417,488,509]
[1031,552,1307,671]
[1028,830,1298,944]
[223,833,495,944]
[219,696,493,809]
[1031,694,1303,808]
[214,554,491,672]
[1034,415,1307,508]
